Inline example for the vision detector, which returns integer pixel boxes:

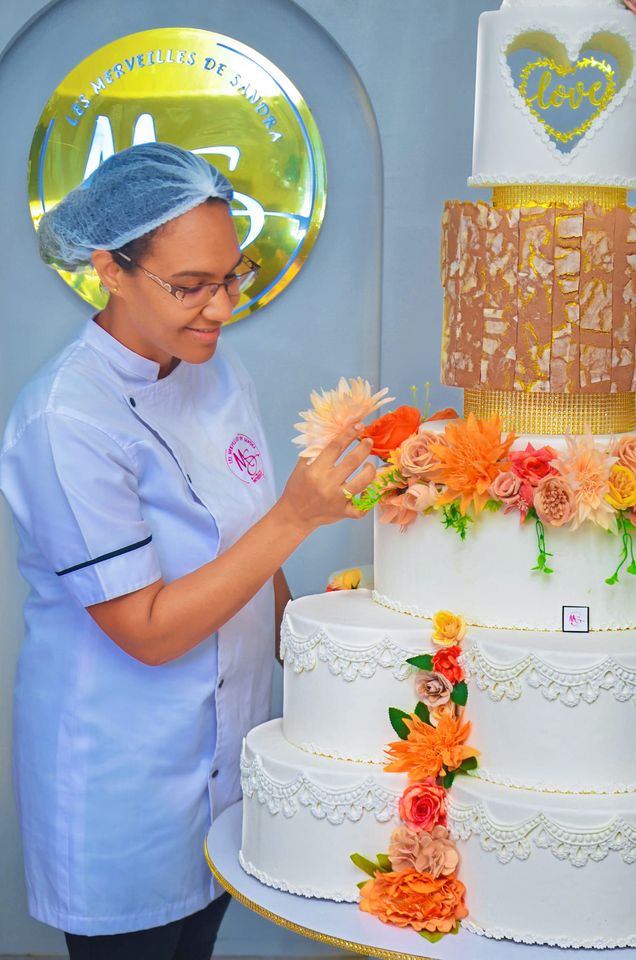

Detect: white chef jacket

[0,317,276,935]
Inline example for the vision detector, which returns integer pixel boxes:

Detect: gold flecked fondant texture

[441,199,636,394]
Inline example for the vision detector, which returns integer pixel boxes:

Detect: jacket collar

[82,317,175,383]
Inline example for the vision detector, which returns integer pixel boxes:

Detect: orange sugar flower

[429,414,515,515]
[384,712,478,782]
[359,869,468,934]
[425,408,460,423]
[359,406,422,460]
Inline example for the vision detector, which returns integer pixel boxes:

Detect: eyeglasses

[113,250,260,307]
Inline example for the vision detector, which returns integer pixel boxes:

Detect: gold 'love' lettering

[518,56,616,145]
[529,70,606,110]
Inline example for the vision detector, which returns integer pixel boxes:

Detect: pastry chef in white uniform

[0,142,376,960]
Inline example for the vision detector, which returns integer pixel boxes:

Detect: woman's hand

[277,426,376,535]
[88,426,376,665]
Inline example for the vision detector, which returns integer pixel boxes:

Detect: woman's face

[95,201,242,376]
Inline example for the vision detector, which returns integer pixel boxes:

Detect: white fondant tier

[239,719,406,902]
[461,626,636,794]
[373,491,635,634]
[470,3,636,187]
[448,776,636,948]
[281,590,431,763]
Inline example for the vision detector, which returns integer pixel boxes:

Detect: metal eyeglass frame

[112,250,260,304]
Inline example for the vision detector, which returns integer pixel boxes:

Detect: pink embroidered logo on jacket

[225,434,264,484]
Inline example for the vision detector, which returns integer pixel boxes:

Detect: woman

[0,142,375,959]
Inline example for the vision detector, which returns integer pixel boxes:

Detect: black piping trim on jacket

[55,535,153,576]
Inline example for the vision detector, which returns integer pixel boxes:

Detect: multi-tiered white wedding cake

[240,0,636,948]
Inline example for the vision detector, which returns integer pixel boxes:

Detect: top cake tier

[470,0,636,187]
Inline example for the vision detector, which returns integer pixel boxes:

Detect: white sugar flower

[293,377,394,462]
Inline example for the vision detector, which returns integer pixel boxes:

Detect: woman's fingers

[313,426,361,468]
[341,461,377,497]
[334,437,374,481]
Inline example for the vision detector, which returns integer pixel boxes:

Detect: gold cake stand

[204,802,618,960]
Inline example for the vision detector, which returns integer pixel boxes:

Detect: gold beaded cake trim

[492,185,628,212]
[463,389,636,435]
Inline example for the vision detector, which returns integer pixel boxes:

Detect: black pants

[64,893,231,960]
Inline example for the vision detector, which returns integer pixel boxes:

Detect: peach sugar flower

[384,712,478,782]
[533,475,576,528]
[414,671,453,708]
[432,610,466,647]
[359,869,468,934]
[394,431,441,481]
[613,435,636,475]
[428,414,515,514]
[293,378,393,462]
[555,432,617,530]
[606,464,636,512]
[388,824,459,878]
[378,482,439,531]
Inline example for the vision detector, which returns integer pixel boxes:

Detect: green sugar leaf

[376,853,392,872]
[419,929,445,943]
[451,681,468,706]
[442,769,457,789]
[459,756,479,773]
[406,654,434,670]
[350,853,380,878]
[414,701,431,724]
[605,575,618,586]
[388,707,411,740]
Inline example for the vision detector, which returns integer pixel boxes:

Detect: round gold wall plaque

[28,27,327,322]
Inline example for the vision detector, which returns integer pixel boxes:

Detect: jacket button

[129,397,136,407]
[218,678,224,689]
[211,769,219,779]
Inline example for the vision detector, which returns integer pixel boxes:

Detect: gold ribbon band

[492,185,628,212]
[463,389,636,435]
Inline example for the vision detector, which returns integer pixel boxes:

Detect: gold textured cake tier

[464,389,636,435]
[440,200,636,394]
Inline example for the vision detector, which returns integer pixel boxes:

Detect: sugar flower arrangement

[351,610,477,942]
[293,379,636,584]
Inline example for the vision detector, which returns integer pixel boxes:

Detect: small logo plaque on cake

[562,605,590,633]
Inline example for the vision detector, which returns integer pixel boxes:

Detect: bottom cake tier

[448,776,636,949]
[239,719,406,901]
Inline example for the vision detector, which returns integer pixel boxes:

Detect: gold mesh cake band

[492,185,629,212]
[463,389,636,435]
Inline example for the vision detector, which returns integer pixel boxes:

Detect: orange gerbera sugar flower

[384,713,478,781]
[359,869,468,934]
[429,414,515,515]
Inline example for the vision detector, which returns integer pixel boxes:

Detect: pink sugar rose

[534,474,576,527]
[403,481,439,513]
[398,779,447,833]
[613,435,636,475]
[490,469,534,520]
[509,443,558,487]
[378,491,418,531]
[414,670,454,708]
[397,431,440,481]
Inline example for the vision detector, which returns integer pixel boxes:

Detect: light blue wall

[0,0,495,954]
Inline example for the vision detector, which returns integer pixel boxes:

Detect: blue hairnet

[37,142,234,272]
